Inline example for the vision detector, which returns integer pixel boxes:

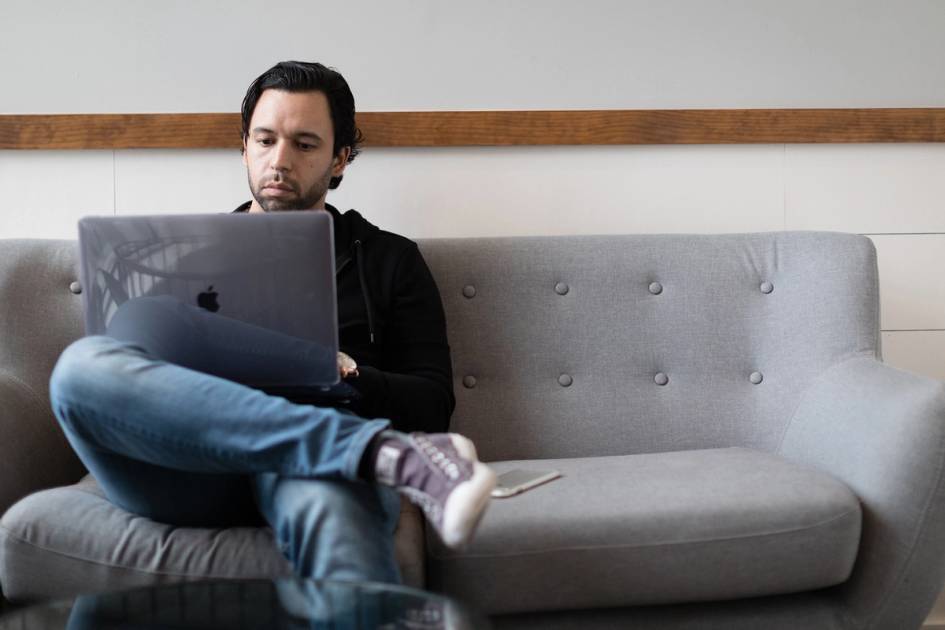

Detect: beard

[249,164,333,212]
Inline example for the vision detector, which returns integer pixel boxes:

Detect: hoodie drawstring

[353,239,376,344]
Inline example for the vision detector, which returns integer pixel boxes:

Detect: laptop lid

[76,212,338,386]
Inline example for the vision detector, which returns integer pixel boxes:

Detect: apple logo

[197,285,220,312]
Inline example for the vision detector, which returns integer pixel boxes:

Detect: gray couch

[2,232,945,629]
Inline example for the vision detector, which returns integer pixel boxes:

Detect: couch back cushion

[418,232,880,462]
[0,239,87,513]
[0,233,881,470]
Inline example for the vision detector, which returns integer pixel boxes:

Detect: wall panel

[882,331,945,382]
[785,144,945,233]
[115,149,247,215]
[870,235,945,331]
[0,150,114,239]
[328,145,785,238]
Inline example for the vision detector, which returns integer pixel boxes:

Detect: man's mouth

[262,182,295,196]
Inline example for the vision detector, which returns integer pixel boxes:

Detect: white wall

[2,0,945,622]
[3,0,945,113]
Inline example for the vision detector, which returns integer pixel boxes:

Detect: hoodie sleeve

[346,243,456,433]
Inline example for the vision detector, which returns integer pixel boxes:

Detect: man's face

[242,89,350,212]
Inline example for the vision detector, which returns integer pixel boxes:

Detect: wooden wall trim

[2,108,944,150]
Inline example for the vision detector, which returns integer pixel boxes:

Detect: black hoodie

[233,202,455,433]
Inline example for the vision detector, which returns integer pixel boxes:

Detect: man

[49,61,495,585]
[233,61,453,431]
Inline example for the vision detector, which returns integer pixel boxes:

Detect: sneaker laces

[413,434,465,481]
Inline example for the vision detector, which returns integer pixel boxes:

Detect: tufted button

[760,281,774,294]
[69,281,82,295]
[462,375,477,389]
[462,285,477,298]
[654,372,669,386]
[558,374,573,387]
[648,281,663,295]
[554,282,569,296]
[749,371,764,385]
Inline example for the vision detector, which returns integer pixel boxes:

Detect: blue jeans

[49,296,402,583]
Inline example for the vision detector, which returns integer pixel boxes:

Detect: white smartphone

[491,469,562,498]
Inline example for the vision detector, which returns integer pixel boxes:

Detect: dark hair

[241,61,362,189]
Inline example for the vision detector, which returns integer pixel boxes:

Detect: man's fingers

[337,352,359,378]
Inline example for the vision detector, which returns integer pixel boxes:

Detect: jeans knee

[50,336,122,410]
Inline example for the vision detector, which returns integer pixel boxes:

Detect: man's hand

[338,351,359,379]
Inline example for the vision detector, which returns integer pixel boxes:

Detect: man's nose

[269,139,292,171]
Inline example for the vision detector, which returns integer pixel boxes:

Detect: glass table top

[0,578,489,629]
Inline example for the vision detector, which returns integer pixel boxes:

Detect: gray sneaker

[373,431,496,549]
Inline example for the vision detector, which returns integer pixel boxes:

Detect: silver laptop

[77,212,339,388]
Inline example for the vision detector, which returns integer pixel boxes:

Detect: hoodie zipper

[353,239,377,344]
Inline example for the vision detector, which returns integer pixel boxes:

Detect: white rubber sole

[448,433,478,460]
[439,434,496,549]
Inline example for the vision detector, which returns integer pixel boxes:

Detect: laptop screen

[77,212,339,386]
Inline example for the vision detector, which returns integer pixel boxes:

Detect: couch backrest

[0,239,86,514]
[418,231,881,462]
[0,232,882,485]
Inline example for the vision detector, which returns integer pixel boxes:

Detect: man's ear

[241,137,248,166]
[332,146,351,177]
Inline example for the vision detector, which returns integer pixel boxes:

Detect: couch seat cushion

[427,447,861,615]
[0,475,425,601]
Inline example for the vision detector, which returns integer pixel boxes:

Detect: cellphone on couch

[491,469,561,498]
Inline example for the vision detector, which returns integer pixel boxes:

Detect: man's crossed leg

[49,330,494,583]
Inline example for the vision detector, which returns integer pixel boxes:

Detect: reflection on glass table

[0,578,489,629]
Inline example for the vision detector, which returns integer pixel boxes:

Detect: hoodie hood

[324,204,380,257]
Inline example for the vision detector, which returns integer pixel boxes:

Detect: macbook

[77,212,340,389]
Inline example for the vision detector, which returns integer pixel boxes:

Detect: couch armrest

[0,370,84,517]
[777,356,945,630]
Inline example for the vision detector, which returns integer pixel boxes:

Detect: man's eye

[257,138,274,146]
[297,142,314,150]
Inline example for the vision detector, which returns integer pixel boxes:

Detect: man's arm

[346,244,455,433]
